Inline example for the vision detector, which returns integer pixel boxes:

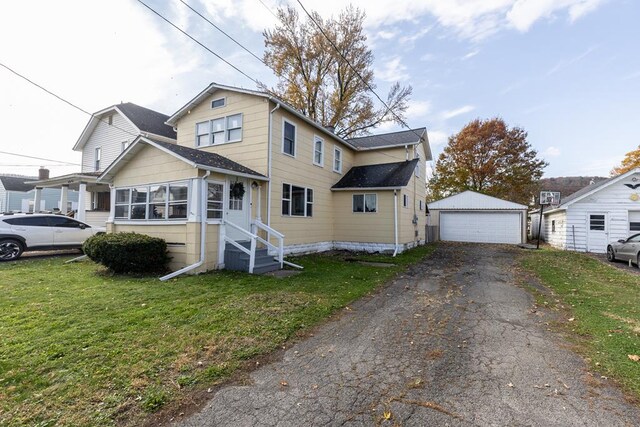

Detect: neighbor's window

[114,181,189,221]
[211,97,225,109]
[195,114,243,146]
[95,147,102,171]
[403,194,409,208]
[313,136,324,166]
[281,183,312,217]
[631,221,640,232]
[283,120,296,156]
[353,194,377,213]
[207,182,224,219]
[333,146,342,173]
[589,214,605,231]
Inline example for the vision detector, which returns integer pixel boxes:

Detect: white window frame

[206,180,225,223]
[313,135,324,167]
[211,97,226,109]
[281,183,313,217]
[282,119,296,157]
[95,147,102,171]
[195,113,243,147]
[333,146,342,173]
[403,194,409,208]
[352,193,377,213]
[114,180,190,222]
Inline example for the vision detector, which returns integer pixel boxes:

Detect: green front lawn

[521,249,640,399]
[0,245,435,427]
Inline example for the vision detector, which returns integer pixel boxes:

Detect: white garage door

[440,211,522,244]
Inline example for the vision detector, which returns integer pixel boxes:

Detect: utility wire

[256,0,279,19]
[0,151,80,166]
[294,0,426,143]
[136,0,259,85]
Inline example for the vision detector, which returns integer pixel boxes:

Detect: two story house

[29,103,176,226]
[98,83,432,275]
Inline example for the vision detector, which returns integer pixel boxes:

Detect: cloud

[441,105,476,120]
[376,56,410,82]
[543,146,561,157]
[427,130,450,147]
[507,0,605,32]
[406,100,432,119]
[462,50,480,60]
[546,44,600,76]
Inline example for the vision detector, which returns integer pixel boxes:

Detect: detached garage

[428,191,527,244]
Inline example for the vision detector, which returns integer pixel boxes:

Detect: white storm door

[586,213,608,253]
[225,178,250,241]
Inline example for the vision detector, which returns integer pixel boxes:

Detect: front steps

[224,241,281,274]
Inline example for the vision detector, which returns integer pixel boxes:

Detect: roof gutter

[331,187,403,191]
[194,165,268,181]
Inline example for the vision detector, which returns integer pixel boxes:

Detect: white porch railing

[223,220,258,273]
[252,220,284,269]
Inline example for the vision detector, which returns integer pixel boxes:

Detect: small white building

[533,168,640,253]
[427,190,528,244]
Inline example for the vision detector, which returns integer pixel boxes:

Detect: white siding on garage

[80,112,137,173]
[542,210,568,249]
[440,211,523,244]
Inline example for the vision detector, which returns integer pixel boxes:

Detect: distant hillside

[537,176,607,201]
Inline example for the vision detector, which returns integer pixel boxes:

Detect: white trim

[313,135,324,167]
[112,220,189,225]
[282,118,297,158]
[352,193,378,213]
[356,141,421,151]
[281,182,313,217]
[73,105,142,151]
[333,145,342,173]
[195,113,243,147]
[205,179,225,221]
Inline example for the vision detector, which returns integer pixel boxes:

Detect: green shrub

[83,232,170,274]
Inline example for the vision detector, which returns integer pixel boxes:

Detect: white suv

[0,214,106,261]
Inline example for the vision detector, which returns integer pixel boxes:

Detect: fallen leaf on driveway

[280,380,288,387]
[568,318,575,322]
[507,383,514,388]
[628,355,640,362]
[382,410,392,420]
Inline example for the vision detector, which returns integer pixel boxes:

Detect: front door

[225,178,250,241]
[587,212,608,253]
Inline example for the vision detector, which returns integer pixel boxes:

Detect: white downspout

[267,102,280,232]
[393,189,399,257]
[160,171,211,281]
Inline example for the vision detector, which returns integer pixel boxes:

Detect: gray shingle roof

[346,128,426,149]
[0,175,37,192]
[332,159,418,189]
[117,103,177,140]
[151,140,266,178]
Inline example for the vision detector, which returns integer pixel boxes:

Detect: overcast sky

[1,0,638,181]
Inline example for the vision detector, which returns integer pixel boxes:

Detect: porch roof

[26,172,108,191]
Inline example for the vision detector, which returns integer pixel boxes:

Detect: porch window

[313,136,324,166]
[353,194,377,213]
[589,214,605,231]
[207,182,224,219]
[114,181,189,221]
[283,120,296,156]
[281,183,312,217]
[196,114,243,146]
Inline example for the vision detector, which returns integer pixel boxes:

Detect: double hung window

[282,183,312,217]
[196,113,243,146]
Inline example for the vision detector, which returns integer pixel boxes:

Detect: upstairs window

[211,97,225,109]
[283,120,296,156]
[313,136,324,166]
[333,146,342,173]
[95,147,102,171]
[196,114,243,147]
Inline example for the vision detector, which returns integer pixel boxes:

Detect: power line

[0,150,81,166]
[0,62,142,140]
[256,0,279,20]
[178,0,265,65]
[136,0,259,85]
[294,0,426,142]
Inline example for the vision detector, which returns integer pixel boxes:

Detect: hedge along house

[533,167,640,253]
[97,83,431,275]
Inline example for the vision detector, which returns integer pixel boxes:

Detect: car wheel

[0,239,24,261]
[606,246,616,262]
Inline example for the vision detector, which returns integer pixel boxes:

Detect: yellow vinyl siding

[174,90,270,175]
[113,144,197,187]
[353,147,407,165]
[333,191,395,243]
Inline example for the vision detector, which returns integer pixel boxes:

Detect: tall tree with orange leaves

[428,118,547,205]
[611,145,640,176]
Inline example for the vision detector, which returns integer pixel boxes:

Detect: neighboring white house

[28,103,176,226]
[533,167,640,253]
[427,190,528,244]
[0,173,78,213]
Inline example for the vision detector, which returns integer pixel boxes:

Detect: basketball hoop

[539,191,560,206]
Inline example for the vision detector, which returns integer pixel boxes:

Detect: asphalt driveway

[176,244,640,426]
